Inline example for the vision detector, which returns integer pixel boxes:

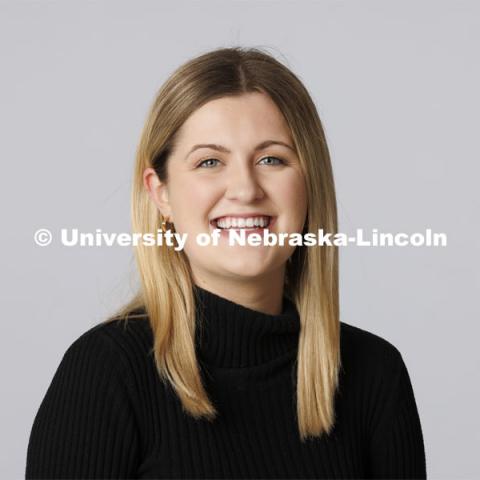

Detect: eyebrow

[185,139,296,160]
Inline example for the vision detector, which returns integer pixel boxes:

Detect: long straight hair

[105,47,340,441]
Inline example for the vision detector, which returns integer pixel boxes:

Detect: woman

[26,47,427,479]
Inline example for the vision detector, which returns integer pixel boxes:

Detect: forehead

[175,92,293,146]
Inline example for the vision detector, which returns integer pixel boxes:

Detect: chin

[219,257,272,278]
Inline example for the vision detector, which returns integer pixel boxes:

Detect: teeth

[215,216,271,229]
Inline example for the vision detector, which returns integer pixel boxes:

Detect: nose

[224,161,265,203]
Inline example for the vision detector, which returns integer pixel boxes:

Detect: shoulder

[340,321,401,357]
[337,322,419,427]
[60,313,154,380]
[80,312,152,347]
[339,321,405,380]
[78,305,151,343]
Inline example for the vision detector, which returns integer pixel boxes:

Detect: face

[144,91,307,291]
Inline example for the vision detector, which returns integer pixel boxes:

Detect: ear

[143,167,173,221]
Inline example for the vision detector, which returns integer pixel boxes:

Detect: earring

[161,216,175,234]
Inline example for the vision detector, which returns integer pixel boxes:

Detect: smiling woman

[142,91,308,297]
[25,46,427,479]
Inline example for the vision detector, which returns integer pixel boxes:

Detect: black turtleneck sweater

[26,286,427,479]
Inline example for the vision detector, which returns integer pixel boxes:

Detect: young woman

[26,47,427,479]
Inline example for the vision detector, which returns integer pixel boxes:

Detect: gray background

[1,0,478,478]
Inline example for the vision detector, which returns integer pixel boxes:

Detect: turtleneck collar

[193,285,300,369]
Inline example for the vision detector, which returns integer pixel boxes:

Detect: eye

[196,156,285,169]
[197,158,221,168]
[258,156,285,166]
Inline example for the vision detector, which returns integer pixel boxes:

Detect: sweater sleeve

[368,347,427,479]
[25,327,140,479]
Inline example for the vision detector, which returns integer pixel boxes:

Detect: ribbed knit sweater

[26,286,427,479]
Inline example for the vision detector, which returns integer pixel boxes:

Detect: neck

[191,265,286,316]
[192,283,300,369]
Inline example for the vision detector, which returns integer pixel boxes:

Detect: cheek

[169,177,217,223]
[274,173,307,218]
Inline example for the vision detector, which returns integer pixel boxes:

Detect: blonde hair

[105,46,340,441]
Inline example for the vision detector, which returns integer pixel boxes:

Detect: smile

[211,215,272,230]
